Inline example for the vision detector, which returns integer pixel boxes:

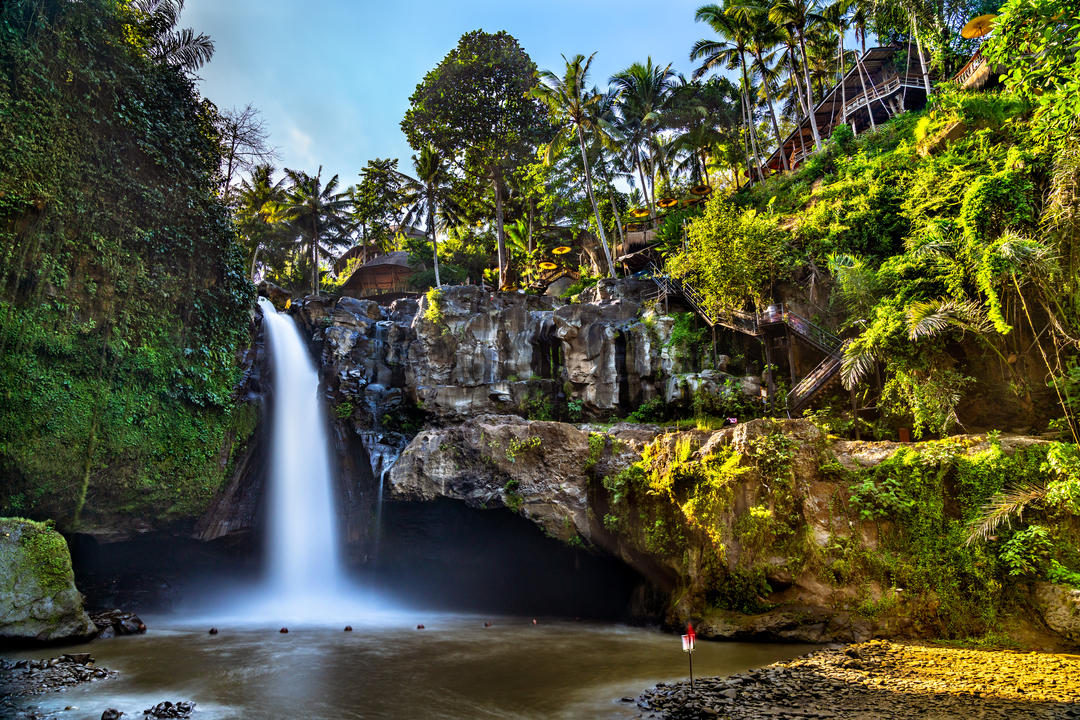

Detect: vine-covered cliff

[0,1,255,534]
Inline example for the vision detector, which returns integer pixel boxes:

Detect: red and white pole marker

[681,623,696,690]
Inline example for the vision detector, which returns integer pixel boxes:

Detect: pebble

[635,640,1080,719]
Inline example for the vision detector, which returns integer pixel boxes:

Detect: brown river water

[5,616,813,719]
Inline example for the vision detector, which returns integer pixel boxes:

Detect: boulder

[0,518,97,644]
[1033,582,1080,643]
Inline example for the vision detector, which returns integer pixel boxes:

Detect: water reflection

[8,618,813,719]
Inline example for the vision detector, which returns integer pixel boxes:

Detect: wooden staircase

[649,267,845,413]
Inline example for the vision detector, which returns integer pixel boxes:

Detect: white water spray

[185,299,407,626]
[259,297,342,598]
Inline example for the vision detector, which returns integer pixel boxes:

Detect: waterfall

[258,297,342,599]
[187,299,403,626]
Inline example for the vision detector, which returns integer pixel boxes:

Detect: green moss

[4,518,73,596]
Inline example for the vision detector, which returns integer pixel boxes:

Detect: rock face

[0,518,97,644]
[1034,582,1080,643]
[389,415,659,546]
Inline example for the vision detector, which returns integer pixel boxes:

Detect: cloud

[285,126,318,170]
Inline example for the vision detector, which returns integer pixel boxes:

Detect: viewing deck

[762,46,931,176]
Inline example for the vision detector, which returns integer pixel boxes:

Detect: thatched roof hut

[340,251,413,299]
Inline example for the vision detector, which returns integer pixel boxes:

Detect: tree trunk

[838,33,847,125]
[912,15,933,96]
[578,126,617,278]
[739,54,765,182]
[635,156,652,215]
[798,31,823,150]
[428,188,441,288]
[494,166,508,289]
[527,200,534,252]
[605,176,626,256]
[755,50,790,172]
[854,53,877,131]
[250,245,260,281]
[311,216,320,296]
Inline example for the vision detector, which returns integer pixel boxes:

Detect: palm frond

[964,482,1048,546]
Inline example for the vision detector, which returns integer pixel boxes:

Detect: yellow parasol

[690,184,712,196]
[539,261,558,270]
[961,14,996,39]
[658,198,678,209]
[552,246,572,255]
[630,208,650,218]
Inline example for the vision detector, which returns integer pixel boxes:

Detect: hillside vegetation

[0,0,254,529]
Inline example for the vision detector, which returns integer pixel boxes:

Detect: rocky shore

[0,653,115,718]
[637,640,1080,719]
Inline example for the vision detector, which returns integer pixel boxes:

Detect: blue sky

[184,0,715,183]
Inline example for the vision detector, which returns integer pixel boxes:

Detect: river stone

[0,518,96,643]
[1033,581,1080,642]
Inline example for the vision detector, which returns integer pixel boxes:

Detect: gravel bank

[0,653,115,719]
[637,639,1080,719]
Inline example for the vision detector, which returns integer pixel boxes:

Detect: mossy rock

[0,517,96,644]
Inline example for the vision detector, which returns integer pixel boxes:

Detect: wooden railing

[788,353,843,413]
[953,47,986,87]
[649,268,847,412]
[840,72,924,119]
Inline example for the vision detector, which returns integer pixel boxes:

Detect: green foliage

[713,567,773,614]
[423,287,446,330]
[999,525,1053,578]
[560,266,600,299]
[838,440,1078,636]
[334,401,354,420]
[666,312,706,363]
[522,387,554,421]
[584,433,607,472]
[10,518,72,595]
[503,479,524,512]
[984,0,1080,138]
[505,435,541,463]
[627,396,667,423]
[0,0,254,526]
[666,195,790,313]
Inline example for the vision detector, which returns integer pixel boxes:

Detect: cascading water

[194,299,400,625]
[259,297,342,600]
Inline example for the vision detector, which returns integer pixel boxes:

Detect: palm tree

[132,0,214,72]
[610,58,676,217]
[736,12,791,171]
[235,164,288,279]
[823,0,852,123]
[692,4,766,181]
[397,143,459,288]
[279,167,350,296]
[533,54,617,278]
[589,87,633,255]
[768,0,826,150]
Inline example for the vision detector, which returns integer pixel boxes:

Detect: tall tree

[401,30,547,289]
[692,4,767,181]
[235,164,289,279]
[348,158,404,263]
[533,53,617,278]
[216,104,275,204]
[397,144,460,288]
[768,0,826,150]
[132,0,214,72]
[610,58,676,218]
[279,167,349,296]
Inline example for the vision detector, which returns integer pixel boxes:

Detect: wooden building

[339,251,413,300]
[762,46,931,174]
